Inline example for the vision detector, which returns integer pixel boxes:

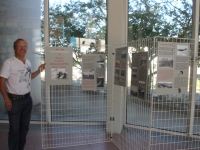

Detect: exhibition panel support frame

[41,36,200,150]
[112,36,200,150]
[41,44,114,149]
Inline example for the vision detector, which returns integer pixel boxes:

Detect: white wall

[107,0,128,133]
[0,0,42,113]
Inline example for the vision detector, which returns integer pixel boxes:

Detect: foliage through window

[128,0,192,41]
[40,0,107,69]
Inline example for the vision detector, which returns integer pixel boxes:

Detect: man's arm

[31,64,45,79]
[0,77,12,111]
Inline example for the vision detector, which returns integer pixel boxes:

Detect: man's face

[14,40,28,58]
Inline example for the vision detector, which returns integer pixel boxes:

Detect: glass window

[128,0,192,41]
[0,0,42,121]
[40,0,108,122]
[46,0,107,47]
[127,0,194,134]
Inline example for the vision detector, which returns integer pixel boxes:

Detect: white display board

[45,47,73,85]
[156,42,189,94]
[82,54,105,90]
[114,47,128,87]
[131,52,148,100]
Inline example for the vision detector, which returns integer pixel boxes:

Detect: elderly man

[0,39,45,150]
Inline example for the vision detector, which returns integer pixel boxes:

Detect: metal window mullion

[44,0,51,123]
[188,0,200,136]
[110,46,114,138]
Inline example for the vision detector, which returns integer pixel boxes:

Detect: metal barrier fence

[41,37,200,150]
[112,37,200,150]
[41,45,113,149]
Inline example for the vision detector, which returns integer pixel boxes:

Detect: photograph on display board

[97,55,104,62]
[82,68,95,79]
[157,82,173,88]
[97,55,105,68]
[158,57,173,68]
[121,51,127,59]
[139,56,147,66]
[177,70,184,76]
[131,67,137,80]
[178,88,182,93]
[120,61,126,69]
[97,77,104,87]
[115,60,121,68]
[115,75,120,81]
[132,73,137,79]
[131,86,138,96]
[115,69,120,75]
[138,81,145,99]
[114,47,128,87]
[51,68,68,80]
[121,70,126,77]
[97,62,104,68]
[120,77,126,83]
[177,44,189,56]
[132,67,137,73]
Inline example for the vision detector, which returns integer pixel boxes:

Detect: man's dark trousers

[8,95,32,150]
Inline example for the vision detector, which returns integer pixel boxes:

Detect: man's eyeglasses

[15,45,27,49]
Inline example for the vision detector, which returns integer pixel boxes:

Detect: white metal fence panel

[113,37,200,150]
[41,37,200,150]
[41,45,113,149]
[149,37,200,150]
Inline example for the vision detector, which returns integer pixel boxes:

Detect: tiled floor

[0,123,119,150]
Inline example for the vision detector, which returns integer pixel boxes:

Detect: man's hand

[4,98,12,111]
[38,63,45,72]
[0,77,11,111]
[31,63,46,79]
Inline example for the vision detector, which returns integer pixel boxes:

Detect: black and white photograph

[120,61,126,69]
[115,69,120,75]
[131,86,138,96]
[132,67,137,73]
[97,62,104,68]
[114,47,128,87]
[157,82,172,88]
[177,70,184,77]
[121,50,127,59]
[51,68,68,80]
[97,55,104,63]
[158,57,173,68]
[97,55,105,68]
[138,81,145,99]
[96,77,104,87]
[115,75,120,81]
[121,70,126,77]
[57,71,67,79]
[115,60,121,68]
[139,56,147,66]
[177,44,189,56]
[82,69,95,79]
[51,69,58,79]
[120,77,125,82]
[178,88,181,93]
[132,73,137,79]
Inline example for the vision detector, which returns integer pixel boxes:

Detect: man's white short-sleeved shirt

[0,56,32,95]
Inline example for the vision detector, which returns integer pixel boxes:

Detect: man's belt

[7,92,30,98]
